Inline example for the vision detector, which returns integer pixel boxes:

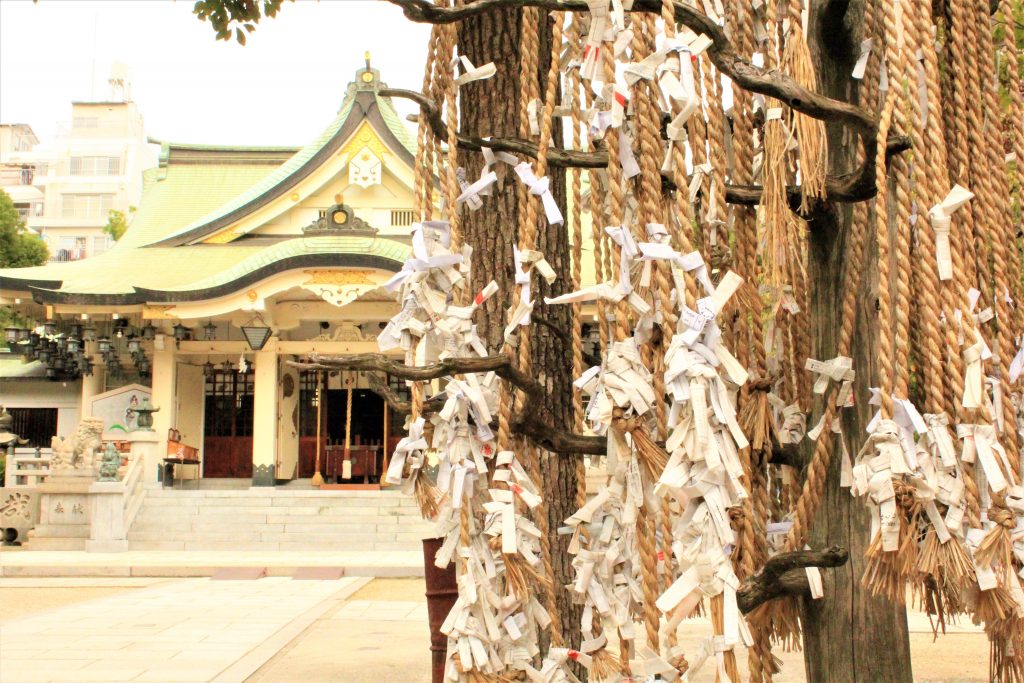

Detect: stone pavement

[0,549,423,578]
[0,573,995,683]
[0,576,370,682]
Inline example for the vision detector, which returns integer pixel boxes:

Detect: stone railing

[4,448,52,488]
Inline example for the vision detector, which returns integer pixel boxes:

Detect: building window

[299,372,322,437]
[92,235,111,255]
[69,156,120,176]
[391,209,416,227]
[14,204,30,220]
[72,117,98,129]
[8,408,58,449]
[61,193,114,219]
[204,370,255,438]
[19,166,33,184]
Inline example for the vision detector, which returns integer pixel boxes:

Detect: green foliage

[192,0,293,44]
[103,206,135,241]
[0,189,47,268]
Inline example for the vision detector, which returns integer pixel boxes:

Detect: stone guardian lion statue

[50,416,105,471]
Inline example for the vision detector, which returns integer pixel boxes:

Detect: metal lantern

[240,314,272,351]
[141,323,156,340]
[82,325,97,342]
[97,336,113,354]
[66,337,81,354]
[172,323,189,341]
[203,320,217,341]
[202,360,215,376]
[42,321,57,336]
[137,358,151,376]
[220,359,234,373]
[126,338,142,354]
[37,348,51,363]
[45,365,58,380]
[16,328,30,343]
[4,328,18,344]
[82,359,94,376]
[69,324,83,339]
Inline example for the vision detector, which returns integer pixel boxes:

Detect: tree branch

[287,353,604,454]
[365,372,446,415]
[383,87,910,207]
[737,545,850,613]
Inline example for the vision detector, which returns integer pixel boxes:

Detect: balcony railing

[48,249,88,263]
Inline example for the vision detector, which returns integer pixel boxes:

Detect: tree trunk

[458,8,582,654]
[801,1,913,680]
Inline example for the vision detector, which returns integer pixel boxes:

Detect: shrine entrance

[202,368,254,478]
[296,370,401,484]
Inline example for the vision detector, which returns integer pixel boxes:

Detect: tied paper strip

[513,162,564,225]
[454,55,497,87]
[929,185,974,281]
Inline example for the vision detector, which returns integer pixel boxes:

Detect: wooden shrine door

[202,369,254,478]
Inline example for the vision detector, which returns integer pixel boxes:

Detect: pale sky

[0,0,431,147]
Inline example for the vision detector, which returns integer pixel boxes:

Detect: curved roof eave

[26,252,405,306]
[149,91,417,248]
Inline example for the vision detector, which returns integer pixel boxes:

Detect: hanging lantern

[203,320,217,341]
[16,328,30,343]
[42,321,57,336]
[45,365,58,380]
[172,323,189,341]
[137,358,151,376]
[37,348,51,363]
[202,360,215,376]
[4,328,18,344]
[220,359,234,373]
[141,323,156,340]
[69,324,82,339]
[66,337,81,354]
[51,356,65,371]
[82,358,94,376]
[97,336,112,354]
[240,314,272,351]
[126,338,142,354]
[82,325,97,342]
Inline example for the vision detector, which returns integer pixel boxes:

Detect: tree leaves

[192,0,291,44]
[0,189,47,268]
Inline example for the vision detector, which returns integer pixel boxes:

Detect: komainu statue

[50,417,105,471]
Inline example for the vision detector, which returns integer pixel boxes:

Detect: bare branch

[382,88,604,168]
[365,373,446,415]
[384,87,911,208]
[737,545,850,613]
[287,353,605,455]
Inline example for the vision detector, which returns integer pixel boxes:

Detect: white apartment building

[0,68,159,262]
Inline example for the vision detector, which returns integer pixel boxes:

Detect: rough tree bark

[802,0,914,680]
[458,7,583,652]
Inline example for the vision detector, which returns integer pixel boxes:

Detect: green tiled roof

[119,162,281,249]
[152,92,414,247]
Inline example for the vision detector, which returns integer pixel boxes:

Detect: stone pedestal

[115,431,161,484]
[27,469,96,550]
[85,481,128,552]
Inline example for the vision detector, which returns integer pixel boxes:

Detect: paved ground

[0,548,423,577]
[0,576,992,682]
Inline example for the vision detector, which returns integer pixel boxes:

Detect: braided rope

[973,0,1021,475]
[1000,0,1024,336]
[900,0,951,418]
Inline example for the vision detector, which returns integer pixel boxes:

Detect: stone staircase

[126,485,436,551]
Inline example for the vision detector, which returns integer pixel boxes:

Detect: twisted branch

[737,545,850,613]
[289,353,804,466]
[384,86,910,207]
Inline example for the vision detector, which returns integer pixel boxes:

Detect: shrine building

[0,61,437,488]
